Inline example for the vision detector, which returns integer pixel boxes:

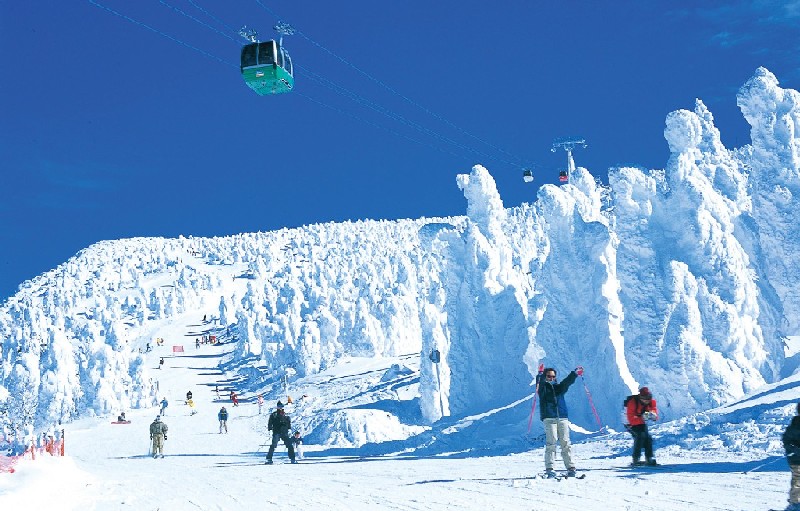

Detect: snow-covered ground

[0,316,793,510]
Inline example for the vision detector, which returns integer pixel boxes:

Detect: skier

[160,397,168,416]
[230,390,239,407]
[186,391,193,401]
[265,401,296,464]
[782,402,800,510]
[149,416,168,458]
[117,412,127,422]
[218,406,229,434]
[159,357,164,369]
[537,366,582,477]
[257,394,264,415]
[624,387,659,466]
[291,430,304,460]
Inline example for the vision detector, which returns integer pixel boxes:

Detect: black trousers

[266,431,295,461]
[630,424,653,461]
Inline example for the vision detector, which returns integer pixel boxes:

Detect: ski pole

[743,455,785,474]
[580,373,603,431]
[527,364,544,434]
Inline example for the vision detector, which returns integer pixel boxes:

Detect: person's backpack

[622,395,636,431]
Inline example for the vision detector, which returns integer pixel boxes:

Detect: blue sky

[1,0,799,299]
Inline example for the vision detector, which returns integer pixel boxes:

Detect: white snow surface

[2,67,800,509]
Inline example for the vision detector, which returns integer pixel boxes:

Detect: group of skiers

[146,398,304,463]
[536,364,800,509]
[534,365,659,478]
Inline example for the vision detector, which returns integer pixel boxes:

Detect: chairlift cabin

[522,169,534,183]
[240,40,294,95]
[558,170,569,183]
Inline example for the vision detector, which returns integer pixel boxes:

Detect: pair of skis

[539,470,586,481]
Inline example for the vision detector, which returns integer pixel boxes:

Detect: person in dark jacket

[782,402,800,510]
[265,401,296,464]
[537,366,582,476]
[218,406,229,434]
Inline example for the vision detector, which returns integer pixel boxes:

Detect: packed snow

[2,67,800,509]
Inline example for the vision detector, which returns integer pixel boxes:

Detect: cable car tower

[551,136,587,185]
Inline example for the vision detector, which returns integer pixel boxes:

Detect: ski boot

[566,467,577,477]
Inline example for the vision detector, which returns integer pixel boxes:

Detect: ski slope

[0,317,793,510]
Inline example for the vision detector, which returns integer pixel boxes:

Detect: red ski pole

[579,371,603,431]
[526,364,544,434]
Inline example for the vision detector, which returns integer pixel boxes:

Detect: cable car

[558,170,569,183]
[240,40,294,95]
[522,169,534,183]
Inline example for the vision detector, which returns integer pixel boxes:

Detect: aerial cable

[187,0,238,36]
[87,0,234,68]
[157,0,238,44]
[296,66,507,164]
[251,0,526,168]
[154,0,516,164]
[92,0,528,168]
[293,90,467,161]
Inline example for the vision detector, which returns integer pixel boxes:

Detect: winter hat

[639,387,652,398]
[277,401,284,409]
[155,415,161,421]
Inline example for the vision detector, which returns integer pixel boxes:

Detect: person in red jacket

[625,387,659,466]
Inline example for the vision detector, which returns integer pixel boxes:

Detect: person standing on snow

[265,401,296,464]
[782,402,800,510]
[149,416,168,458]
[218,406,229,434]
[257,394,264,415]
[625,387,659,466]
[537,366,582,477]
[230,390,239,406]
[160,397,168,416]
[291,430,304,460]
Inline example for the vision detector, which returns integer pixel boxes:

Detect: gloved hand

[164,435,167,441]
[575,366,584,376]
[150,436,153,440]
[643,411,656,422]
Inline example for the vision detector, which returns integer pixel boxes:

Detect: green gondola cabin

[240,40,294,95]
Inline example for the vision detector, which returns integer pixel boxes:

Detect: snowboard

[111,421,132,424]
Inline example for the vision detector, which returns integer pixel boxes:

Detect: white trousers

[543,418,574,470]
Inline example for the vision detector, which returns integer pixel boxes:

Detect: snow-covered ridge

[2,68,800,450]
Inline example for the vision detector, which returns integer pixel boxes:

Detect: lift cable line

[175,0,529,167]
[88,0,235,68]
[295,66,503,164]
[156,0,502,162]
[157,0,238,44]
[90,0,533,170]
[252,0,527,169]
[187,0,238,35]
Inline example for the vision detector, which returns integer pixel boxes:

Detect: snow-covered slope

[2,67,800,459]
[0,328,795,511]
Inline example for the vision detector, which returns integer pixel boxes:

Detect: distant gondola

[522,169,534,183]
[558,170,569,183]
[240,40,294,95]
